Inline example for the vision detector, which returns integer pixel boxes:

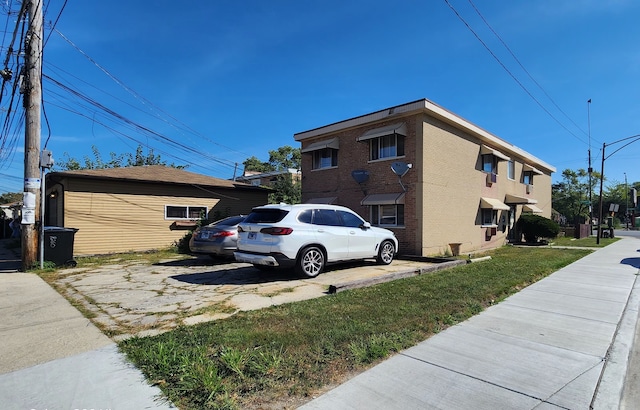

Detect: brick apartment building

[294,99,555,256]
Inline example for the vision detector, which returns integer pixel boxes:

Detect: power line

[466,0,593,143]
[443,0,589,146]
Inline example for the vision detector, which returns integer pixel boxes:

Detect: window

[339,210,365,228]
[523,171,534,185]
[312,148,338,170]
[165,205,207,220]
[371,204,404,227]
[370,133,405,161]
[481,209,497,226]
[507,160,515,180]
[482,154,497,174]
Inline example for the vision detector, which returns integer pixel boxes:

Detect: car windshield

[243,209,289,223]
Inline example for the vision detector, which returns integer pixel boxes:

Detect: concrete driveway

[53,256,453,340]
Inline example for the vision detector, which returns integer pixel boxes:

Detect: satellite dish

[351,170,369,184]
[391,161,412,177]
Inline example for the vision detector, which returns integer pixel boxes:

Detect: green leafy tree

[55,144,183,170]
[243,145,301,204]
[268,175,301,204]
[552,168,601,225]
[242,156,273,173]
[0,192,22,204]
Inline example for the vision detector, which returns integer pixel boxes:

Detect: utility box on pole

[21,0,43,270]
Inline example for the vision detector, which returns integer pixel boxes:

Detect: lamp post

[597,134,640,244]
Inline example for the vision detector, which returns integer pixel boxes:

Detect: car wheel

[376,240,395,265]
[296,246,325,278]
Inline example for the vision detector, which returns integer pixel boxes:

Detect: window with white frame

[481,209,497,226]
[312,148,338,170]
[165,205,207,220]
[370,133,405,161]
[371,204,405,227]
[482,154,497,174]
[507,160,515,180]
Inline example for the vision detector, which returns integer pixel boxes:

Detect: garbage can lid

[44,226,79,232]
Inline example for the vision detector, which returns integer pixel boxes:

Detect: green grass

[119,246,591,409]
[551,235,620,247]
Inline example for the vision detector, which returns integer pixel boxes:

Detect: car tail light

[260,227,293,235]
[212,231,234,237]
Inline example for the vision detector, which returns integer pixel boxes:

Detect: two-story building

[294,98,555,256]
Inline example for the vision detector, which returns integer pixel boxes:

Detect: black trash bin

[44,227,79,267]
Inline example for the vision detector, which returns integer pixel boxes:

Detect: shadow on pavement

[621,257,640,269]
[170,266,299,285]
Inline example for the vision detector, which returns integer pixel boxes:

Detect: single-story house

[294,98,555,256]
[45,165,270,255]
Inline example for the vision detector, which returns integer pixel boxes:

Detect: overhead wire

[52,28,254,161]
[466,0,593,144]
[443,0,589,146]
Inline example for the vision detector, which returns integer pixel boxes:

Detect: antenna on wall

[391,161,412,192]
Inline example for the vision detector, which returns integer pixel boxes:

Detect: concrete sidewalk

[301,237,640,409]
[0,239,174,410]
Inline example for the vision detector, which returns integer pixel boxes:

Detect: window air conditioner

[486,172,497,184]
[526,184,533,194]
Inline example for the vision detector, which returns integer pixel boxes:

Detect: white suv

[234,203,398,277]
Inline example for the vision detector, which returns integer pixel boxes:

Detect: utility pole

[587,99,593,232]
[21,0,43,270]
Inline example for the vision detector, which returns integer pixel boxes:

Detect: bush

[516,214,560,243]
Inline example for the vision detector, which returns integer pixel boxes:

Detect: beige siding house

[45,165,270,255]
[295,99,555,256]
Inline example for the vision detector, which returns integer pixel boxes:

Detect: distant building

[295,98,555,256]
[235,168,301,187]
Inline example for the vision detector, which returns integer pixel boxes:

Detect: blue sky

[1,0,639,195]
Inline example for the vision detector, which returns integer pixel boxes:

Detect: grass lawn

[119,246,591,409]
[550,235,620,247]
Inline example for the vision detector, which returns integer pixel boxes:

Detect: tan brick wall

[300,111,554,257]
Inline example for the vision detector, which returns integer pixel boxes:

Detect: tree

[242,156,273,173]
[55,144,183,171]
[243,145,302,204]
[243,145,301,173]
[0,192,22,204]
[552,168,601,225]
[268,175,301,204]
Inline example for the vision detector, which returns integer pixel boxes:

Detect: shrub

[516,214,560,243]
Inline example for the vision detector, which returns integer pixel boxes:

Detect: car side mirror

[361,222,371,230]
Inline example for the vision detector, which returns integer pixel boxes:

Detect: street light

[597,134,640,244]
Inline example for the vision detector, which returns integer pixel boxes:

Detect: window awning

[523,204,544,213]
[480,197,510,211]
[301,137,340,153]
[523,164,544,175]
[305,197,337,204]
[361,192,405,206]
[357,122,407,142]
[480,145,510,161]
[505,194,538,204]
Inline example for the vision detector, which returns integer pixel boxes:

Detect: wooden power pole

[22,0,43,270]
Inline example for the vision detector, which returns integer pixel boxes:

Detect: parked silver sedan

[189,215,246,258]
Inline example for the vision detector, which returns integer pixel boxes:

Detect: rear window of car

[243,209,289,223]
[212,216,245,226]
